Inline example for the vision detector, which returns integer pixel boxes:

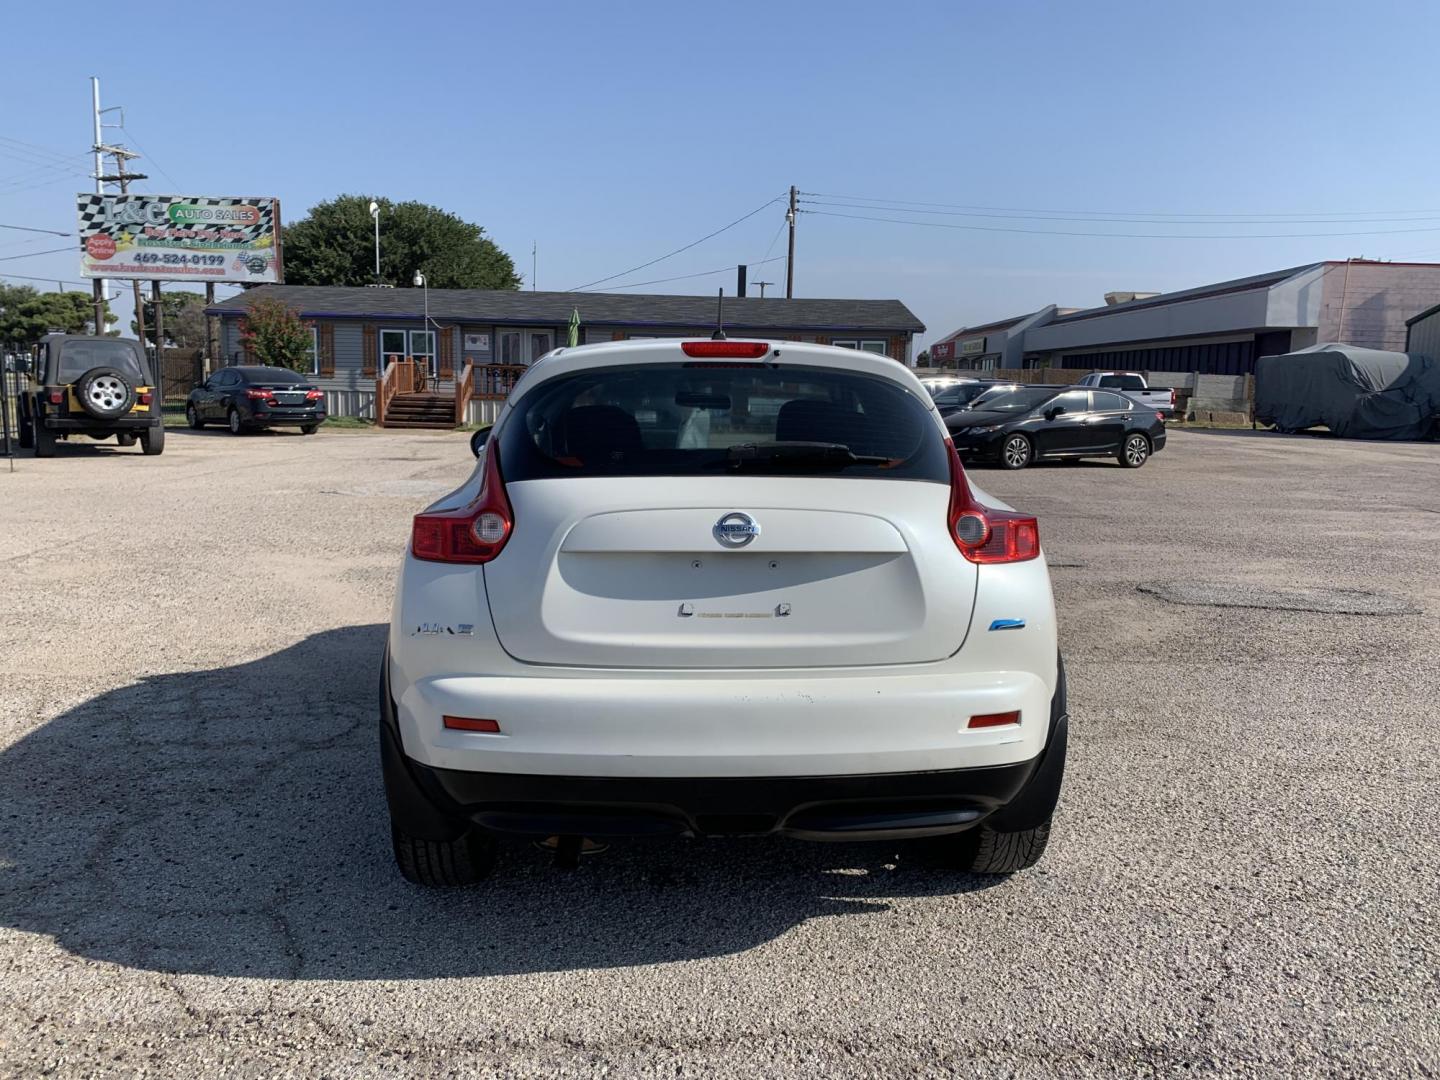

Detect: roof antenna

[712,288,727,340]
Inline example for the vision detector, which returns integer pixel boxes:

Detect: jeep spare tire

[76,367,136,420]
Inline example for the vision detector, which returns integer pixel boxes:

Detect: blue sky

[6,0,1440,344]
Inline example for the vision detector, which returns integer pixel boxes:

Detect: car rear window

[56,340,146,383]
[972,386,1058,412]
[1098,374,1145,390]
[237,367,307,385]
[498,362,948,482]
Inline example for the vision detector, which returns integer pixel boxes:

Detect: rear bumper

[393,666,1054,778]
[381,657,1067,841]
[248,408,325,426]
[42,413,157,431]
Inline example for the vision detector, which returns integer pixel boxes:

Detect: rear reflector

[968,710,1021,729]
[443,716,501,733]
[680,341,769,359]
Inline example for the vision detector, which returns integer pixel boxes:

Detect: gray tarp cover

[1253,343,1440,439]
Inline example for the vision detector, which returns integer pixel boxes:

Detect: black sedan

[929,379,1007,417]
[946,385,1166,469]
[186,365,327,435]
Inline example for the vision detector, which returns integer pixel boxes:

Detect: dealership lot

[0,428,1436,1078]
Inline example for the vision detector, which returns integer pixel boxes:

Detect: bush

[239,297,313,371]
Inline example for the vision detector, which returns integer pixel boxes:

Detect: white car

[382,339,1067,885]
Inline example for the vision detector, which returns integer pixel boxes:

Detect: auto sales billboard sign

[77,193,282,283]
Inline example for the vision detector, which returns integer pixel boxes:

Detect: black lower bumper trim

[420,760,1037,840]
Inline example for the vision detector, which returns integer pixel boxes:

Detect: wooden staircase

[375,357,475,430]
[382,391,456,429]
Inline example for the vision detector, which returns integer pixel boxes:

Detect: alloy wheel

[1003,436,1030,469]
[1125,435,1149,466]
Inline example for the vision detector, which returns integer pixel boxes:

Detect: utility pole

[100,144,147,349]
[785,185,797,299]
[89,78,106,336]
[532,241,537,291]
[752,280,774,299]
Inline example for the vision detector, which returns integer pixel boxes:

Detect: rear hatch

[481,357,974,669]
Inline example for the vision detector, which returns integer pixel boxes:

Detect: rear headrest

[775,399,864,446]
[560,404,644,463]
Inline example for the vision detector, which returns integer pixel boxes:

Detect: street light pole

[369,201,381,282]
[413,270,430,377]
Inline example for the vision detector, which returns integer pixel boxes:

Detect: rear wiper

[723,441,892,469]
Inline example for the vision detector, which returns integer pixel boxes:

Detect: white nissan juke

[381,339,1067,885]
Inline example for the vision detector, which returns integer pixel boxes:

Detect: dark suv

[17,335,164,456]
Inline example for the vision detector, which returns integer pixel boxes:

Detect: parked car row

[5,333,328,458]
[923,376,1168,468]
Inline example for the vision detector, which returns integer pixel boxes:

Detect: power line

[0,245,76,262]
[0,223,70,237]
[566,194,786,291]
[801,198,1440,227]
[800,190,1440,220]
[0,135,83,166]
[756,214,788,269]
[0,270,93,289]
[118,125,181,190]
[801,208,1440,241]
[586,254,788,292]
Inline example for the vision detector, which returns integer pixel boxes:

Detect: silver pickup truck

[1076,372,1176,417]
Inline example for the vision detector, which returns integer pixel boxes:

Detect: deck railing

[375,357,418,427]
[473,363,529,400]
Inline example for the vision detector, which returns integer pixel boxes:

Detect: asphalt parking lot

[1,426,1437,1078]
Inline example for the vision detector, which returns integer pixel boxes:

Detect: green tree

[281,195,521,289]
[133,290,208,348]
[239,297,313,371]
[0,284,115,346]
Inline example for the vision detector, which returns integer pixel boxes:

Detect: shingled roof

[207,285,924,334]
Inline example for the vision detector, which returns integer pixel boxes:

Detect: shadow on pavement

[0,624,999,980]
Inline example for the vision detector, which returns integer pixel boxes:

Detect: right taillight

[411,437,513,563]
[946,439,1040,564]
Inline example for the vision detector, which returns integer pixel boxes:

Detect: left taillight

[945,439,1040,564]
[411,437,513,563]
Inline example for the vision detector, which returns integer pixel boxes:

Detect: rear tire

[34,423,56,457]
[300,423,318,435]
[1118,432,1150,468]
[999,433,1031,470]
[228,408,244,435]
[950,820,1052,874]
[116,433,137,447]
[932,654,1067,875]
[391,824,496,887]
[140,425,165,455]
[18,414,34,450]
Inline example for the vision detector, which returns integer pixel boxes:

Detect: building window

[832,339,888,354]
[379,328,436,374]
[305,327,320,375]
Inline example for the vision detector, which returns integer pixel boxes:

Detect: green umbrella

[567,308,581,348]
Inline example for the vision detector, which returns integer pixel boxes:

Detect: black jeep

[17,334,164,457]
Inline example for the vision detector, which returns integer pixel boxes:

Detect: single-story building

[208,286,925,424]
[931,260,1440,376]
